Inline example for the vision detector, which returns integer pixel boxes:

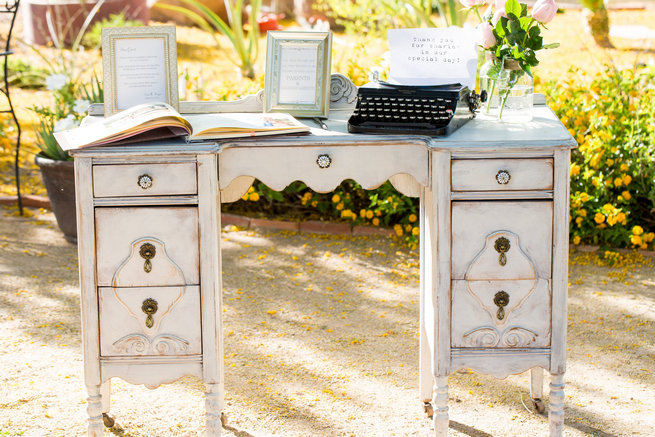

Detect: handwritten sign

[114,37,167,110]
[388,28,478,89]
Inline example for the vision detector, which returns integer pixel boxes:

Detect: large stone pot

[35,154,77,243]
[22,0,150,46]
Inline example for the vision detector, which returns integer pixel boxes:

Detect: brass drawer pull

[495,169,511,185]
[139,242,156,273]
[494,291,509,320]
[141,298,158,328]
[316,154,332,169]
[494,236,510,266]
[137,174,153,190]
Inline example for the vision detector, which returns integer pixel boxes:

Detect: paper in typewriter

[388,28,478,89]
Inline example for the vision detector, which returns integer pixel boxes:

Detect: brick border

[0,195,51,209]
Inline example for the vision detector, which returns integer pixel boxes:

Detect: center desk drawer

[451,158,553,191]
[93,162,197,197]
[95,207,199,287]
[219,145,428,192]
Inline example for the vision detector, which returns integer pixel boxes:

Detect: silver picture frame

[102,26,178,116]
[264,31,332,118]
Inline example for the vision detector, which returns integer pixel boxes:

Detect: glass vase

[497,59,533,123]
[478,52,502,116]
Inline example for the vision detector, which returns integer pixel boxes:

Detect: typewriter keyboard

[350,95,455,128]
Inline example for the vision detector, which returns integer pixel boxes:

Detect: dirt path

[0,208,653,436]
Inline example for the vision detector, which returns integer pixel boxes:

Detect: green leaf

[505,0,521,19]
[543,43,560,49]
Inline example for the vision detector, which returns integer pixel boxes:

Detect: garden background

[0,0,654,436]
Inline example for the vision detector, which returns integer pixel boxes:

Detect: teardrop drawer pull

[139,243,156,273]
[493,291,510,320]
[495,169,511,185]
[138,174,153,190]
[494,236,510,266]
[141,298,158,328]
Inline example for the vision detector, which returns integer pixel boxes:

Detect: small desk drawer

[99,285,202,357]
[451,158,553,191]
[220,145,428,193]
[95,207,199,287]
[93,162,197,197]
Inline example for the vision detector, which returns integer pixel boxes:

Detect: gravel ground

[0,207,653,436]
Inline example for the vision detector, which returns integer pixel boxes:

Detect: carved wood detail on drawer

[451,158,553,191]
[99,286,202,357]
[93,163,198,197]
[95,207,199,286]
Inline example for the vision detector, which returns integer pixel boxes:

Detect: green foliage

[226,180,421,247]
[545,65,655,250]
[316,0,440,36]
[0,58,49,89]
[154,0,261,79]
[81,13,143,48]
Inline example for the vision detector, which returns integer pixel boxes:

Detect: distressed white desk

[72,96,575,436]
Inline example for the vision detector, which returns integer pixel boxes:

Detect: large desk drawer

[219,145,428,193]
[93,163,197,197]
[451,158,553,191]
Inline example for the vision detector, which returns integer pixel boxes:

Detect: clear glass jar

[478,52,502,116]
[497,59,533,123]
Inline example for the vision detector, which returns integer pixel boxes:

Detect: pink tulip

[494,0,506,10]
[532,0,557,23]
[492,9,507,25]
[459,0,488,7]
[478,22,497,48]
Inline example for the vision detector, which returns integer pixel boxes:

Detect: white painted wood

[389,174,422,198]
[219,144,428,193]
[98,286,202,356]
[100,380,110,413]
[530,367,544,400]
[551,149,570,375]
[220,175,255,204]
[451,190,553,201]
[549,373,565,436]
[433,376,449,437]
[100,360,203,389]
[450,350,550,379]
[419,187,436,403]
[95,207,199,286]
[451,201,553,280]
[93,163,198,197]
[451,158,553,191]
[451,279,551,348]
[93,196,198,207]
[86,384,103,436]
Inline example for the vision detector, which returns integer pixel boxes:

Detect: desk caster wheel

[102,413,115,428]
[532,398,545,414]
[220,412,228,427]
[423,402,433,419]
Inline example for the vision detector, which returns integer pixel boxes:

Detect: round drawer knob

[138,174,153,190]
[495,169,511,185]
[316,154,332,169]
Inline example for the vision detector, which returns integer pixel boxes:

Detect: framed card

[102,26,178,116]
[264,31,332,118]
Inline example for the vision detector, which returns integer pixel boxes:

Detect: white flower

[54,114,79,132]
[73,99,90,114]
[46,74,68,91]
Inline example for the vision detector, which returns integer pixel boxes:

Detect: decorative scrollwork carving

[462,326,538,348]
[113,333,190,355]
[329,73,357,105]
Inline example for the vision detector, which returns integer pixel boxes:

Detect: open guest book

[54,102,311,151]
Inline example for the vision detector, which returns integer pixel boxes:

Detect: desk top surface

[71,102,575,157]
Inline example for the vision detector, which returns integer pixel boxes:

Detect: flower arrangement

[463,0,559,119]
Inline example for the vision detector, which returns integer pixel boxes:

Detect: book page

[388,28,478,89]
[185,112,310,138]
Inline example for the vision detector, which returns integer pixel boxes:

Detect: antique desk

[72,84,575,436]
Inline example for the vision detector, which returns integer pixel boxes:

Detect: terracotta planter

[35,155,77,243]
[22,0,150,46]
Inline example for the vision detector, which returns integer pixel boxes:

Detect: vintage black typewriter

[348,81,483,136]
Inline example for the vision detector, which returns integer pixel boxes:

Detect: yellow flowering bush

[546,65,655,250]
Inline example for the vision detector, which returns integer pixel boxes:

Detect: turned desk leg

[549,373,565,436]
[433,376,449,437]
[206,382,223,436]
[86,384,104,437]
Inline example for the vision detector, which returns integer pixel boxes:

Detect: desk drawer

[93,162,197,197]
[219,145,428,193]
[99,285,201,357]
[451,158,553,191]
[95,207,199,287]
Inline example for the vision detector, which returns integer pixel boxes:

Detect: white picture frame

[102,26,178,116]
[264,31,332,119]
